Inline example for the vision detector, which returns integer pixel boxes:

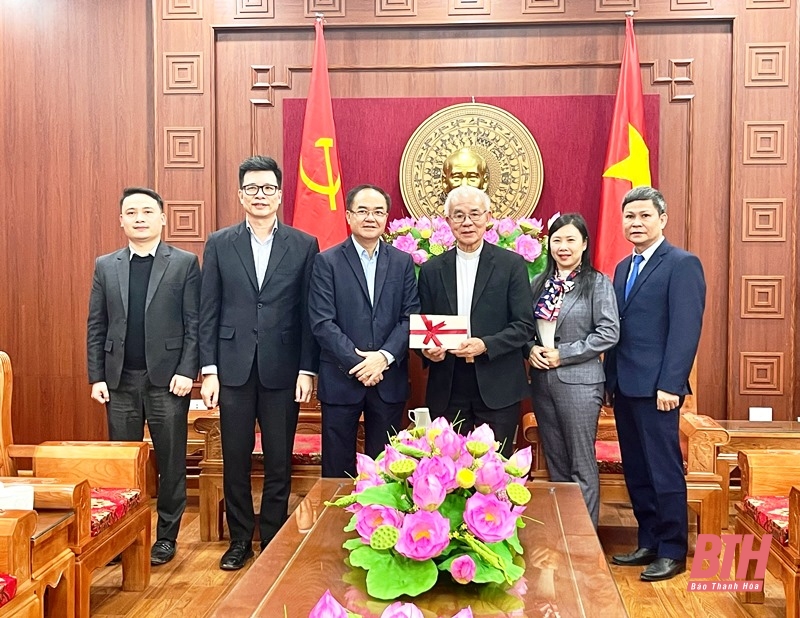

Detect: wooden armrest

[31,442,148,492]
[0,477,92,547]
[680,413,729,474]
[0,510,37,580]
[521,413,538,441]
[194,417,222,463]
[738,449,800,497]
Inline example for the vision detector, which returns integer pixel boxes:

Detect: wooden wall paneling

[0,1,151,442]
[155,0,798,426]
[728,5,798,420]
[154,0,214,252]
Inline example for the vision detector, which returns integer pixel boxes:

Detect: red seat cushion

[253,432,322,467]
[90,488,142,537]
[594,440,689,475]
[743,495,790,547]
[0,573,17,608]
[595,440,624,474]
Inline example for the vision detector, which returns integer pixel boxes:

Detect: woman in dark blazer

[526,213,620,527]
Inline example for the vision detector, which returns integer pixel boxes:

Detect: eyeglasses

[449,210,488,224]
[242,184,279,197]
[348,209,388,219]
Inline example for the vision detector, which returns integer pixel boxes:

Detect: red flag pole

[593,13,652,276]
[292,15,348,251]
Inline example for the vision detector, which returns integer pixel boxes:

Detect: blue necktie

[624,254,644,300]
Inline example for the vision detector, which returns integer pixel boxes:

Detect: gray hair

[621,186,667,215]
[443,185,491,217]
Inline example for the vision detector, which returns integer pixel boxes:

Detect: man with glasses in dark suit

[199,156,319,570]
[309,184,419,478]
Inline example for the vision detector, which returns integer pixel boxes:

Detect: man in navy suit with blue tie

[309,184,420,478]
[605,186,706,582]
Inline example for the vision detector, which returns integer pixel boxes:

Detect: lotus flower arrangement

[326,418,533,601]
[384,215,556,280]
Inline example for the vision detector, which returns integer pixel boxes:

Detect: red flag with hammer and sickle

[293,18,347,251]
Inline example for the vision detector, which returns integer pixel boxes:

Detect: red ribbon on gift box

[410,315,468,347]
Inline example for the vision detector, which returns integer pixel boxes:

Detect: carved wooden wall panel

[1,0,796,449]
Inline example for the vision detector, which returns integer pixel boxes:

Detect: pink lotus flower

[411,249,429,265]
[395,510,451,561]
[356,452,379,478]
[416,217,433,231]
[464,492,518,543]
[452,609,475,618]
[393,233,418,253]
[495,218,517,236]
[468,424,498,451]
[505,446,533,477]
[432,424,465,461]
[412,475,446,511]
[355,505,404,543]
[514,234,542,262]
[411,454,458,491]
[450,554,477,584]
[380,602,424,618]
[309,589,348,618]
[430,226,455,247]
[483,227,499,245]
[474,453,508,494]
[388,217,416,233]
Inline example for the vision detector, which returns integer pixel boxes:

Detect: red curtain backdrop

[283,96,659,242]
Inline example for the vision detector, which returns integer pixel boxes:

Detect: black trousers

[321,389,404,478]
[107,368,188,542]
[614,390,688,560]
[431,359,520,458]
[218,358,299,544]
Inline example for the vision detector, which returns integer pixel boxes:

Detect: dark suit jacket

[87,242,200,389]
[198,221,320,389]
[418,241,535,411]
[604,239,706,398]
[308,237,420,405]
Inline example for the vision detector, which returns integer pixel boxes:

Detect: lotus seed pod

[370,525,400,550]
[466,440,490,458]
[389,458,418,479]
[507,483,532,506]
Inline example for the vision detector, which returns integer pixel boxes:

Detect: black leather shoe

[150,540,177,566]
[611,547,658,566]
[219,541,254,571]
[640,558,686,581]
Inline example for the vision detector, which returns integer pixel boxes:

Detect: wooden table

[32,510,75,618]
[212,479,627,617]
[716,420,800,480]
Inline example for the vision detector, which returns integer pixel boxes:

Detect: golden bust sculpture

[441,148,489,194]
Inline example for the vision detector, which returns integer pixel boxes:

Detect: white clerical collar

[456,241,483,261]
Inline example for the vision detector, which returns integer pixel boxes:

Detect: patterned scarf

[533,269,579,321]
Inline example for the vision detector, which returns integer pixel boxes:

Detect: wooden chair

[522,410,730,536]
[735,450,800,618]
[0,509,40,618]
[0,351,151,618]
[194,408,326,542]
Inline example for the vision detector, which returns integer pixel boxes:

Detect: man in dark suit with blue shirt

[605,186,706,582]
[309,184,420,478]
[199,156,320,570]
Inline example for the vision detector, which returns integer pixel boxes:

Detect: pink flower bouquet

[385,216,553,280]
[326,418,533,601]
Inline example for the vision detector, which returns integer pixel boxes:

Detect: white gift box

[409,314,469,350]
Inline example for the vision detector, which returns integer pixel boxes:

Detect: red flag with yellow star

[293,18,347,251]
[594,15,652,275]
